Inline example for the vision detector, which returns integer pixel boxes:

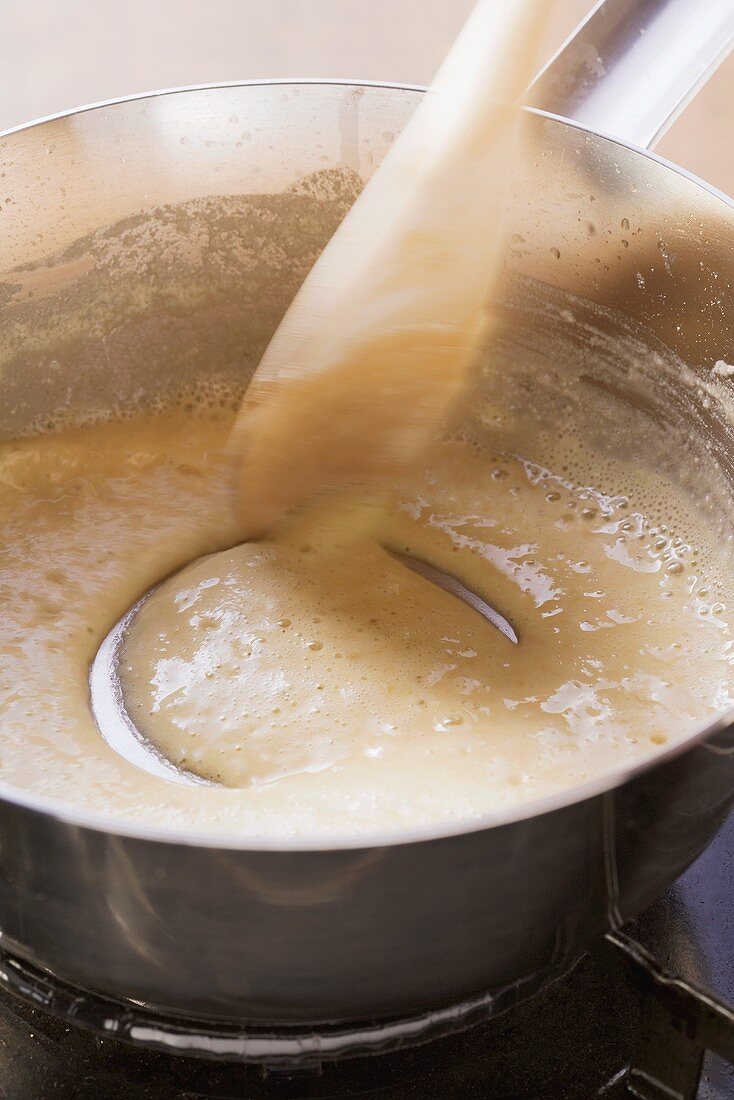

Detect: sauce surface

[0,408,730,836]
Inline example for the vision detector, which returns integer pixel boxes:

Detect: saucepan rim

[1,78,733,852]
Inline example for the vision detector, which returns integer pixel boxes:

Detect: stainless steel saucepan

[0,0,733,1041]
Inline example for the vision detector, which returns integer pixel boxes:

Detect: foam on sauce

[0,403,730,837]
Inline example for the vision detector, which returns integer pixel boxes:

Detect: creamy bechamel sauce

[0,403,730,836]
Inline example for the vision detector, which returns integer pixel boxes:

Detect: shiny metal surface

[0,4,733,1025]
[529,0,734,148]
[390,554,519,644]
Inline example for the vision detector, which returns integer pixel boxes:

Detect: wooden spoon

[229,0,551,537]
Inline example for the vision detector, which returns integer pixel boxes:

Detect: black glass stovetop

[1,812,733,1100]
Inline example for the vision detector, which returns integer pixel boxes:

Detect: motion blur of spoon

[228,0,553,538]
[91,0,535,784]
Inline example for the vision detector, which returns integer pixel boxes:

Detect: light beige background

[1,0,733,192]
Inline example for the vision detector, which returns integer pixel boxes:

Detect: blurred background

[1,0,733,194]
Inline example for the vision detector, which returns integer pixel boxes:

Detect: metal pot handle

[527,0,734,150]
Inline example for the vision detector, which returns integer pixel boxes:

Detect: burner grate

[1,932,733,1097]
[594,932,734,1100]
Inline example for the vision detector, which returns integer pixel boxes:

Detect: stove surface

[0,814,732,1100]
